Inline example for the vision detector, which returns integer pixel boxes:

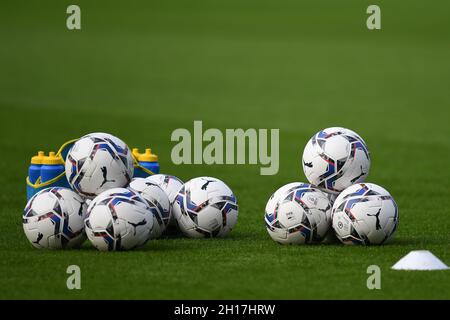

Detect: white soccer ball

[85,188,153,251]
[266,182,336,222]
[265,182,306,216]
[23,187,87,249]
[144,174,184,225]
[128,178,171,239]
[172,177,238,238]
[265,183,332,244]
[145,174,184,203]
[65,132,134,199]
[302,127,370,193]
[332,183,399,245]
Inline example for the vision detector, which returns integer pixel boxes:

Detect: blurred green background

[0,0,449,299]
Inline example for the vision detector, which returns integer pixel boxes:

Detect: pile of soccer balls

[23,132,238,251]
[265,127,399,245]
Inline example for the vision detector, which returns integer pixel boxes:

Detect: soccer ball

[65,132,134,199]
[266,182,336,222]
[332,183,399,245]
[145,174,184,203]
[144,174,184,225]
[84,188,153,251]
[265,183,331,244]
[302,127,370,193]
[173,177,238,238]
[128,178,171,239]
[265,182,306,216]
[23,187,87,249]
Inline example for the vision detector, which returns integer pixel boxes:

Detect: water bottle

[28,151,45,184]
[41,151,69,187]
[133,148,160,178]
[27,151,45,199]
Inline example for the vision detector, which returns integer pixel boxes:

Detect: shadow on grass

[64,231,447,254]
[70,231,262,253]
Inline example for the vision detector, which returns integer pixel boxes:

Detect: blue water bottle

[27,151,45,199]
[133,148,160,178]
[41,151,69,187]
[29,151,45,184]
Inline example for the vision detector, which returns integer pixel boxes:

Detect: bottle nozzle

[31,151,46,165]
[42,151,63,165]
[135,147,158,162]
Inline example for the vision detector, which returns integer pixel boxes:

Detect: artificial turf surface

[0,0,449,299]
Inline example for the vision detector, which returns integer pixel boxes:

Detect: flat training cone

[392,250,449,270]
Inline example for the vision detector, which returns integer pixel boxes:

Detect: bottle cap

[132,148,141,159]
[138,148,158,162]
[42,151,64,165]
[31,151,46,165]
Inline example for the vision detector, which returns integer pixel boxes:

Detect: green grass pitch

[0,0,449,299]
